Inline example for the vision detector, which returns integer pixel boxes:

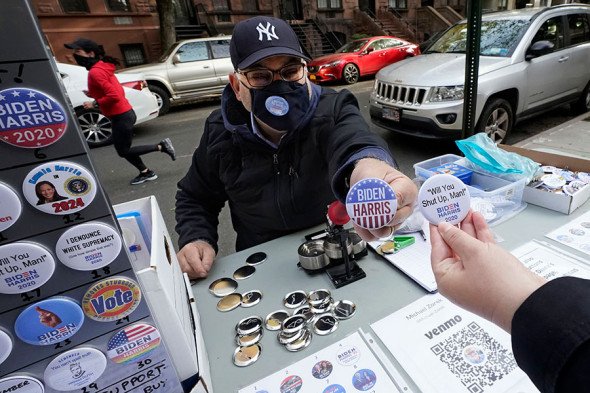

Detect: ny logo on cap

[256,22,279,41]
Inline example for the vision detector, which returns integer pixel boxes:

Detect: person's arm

[90,68,124,108]
[319,89,417,240]
[430,211,590,392]
[175,116,227,278]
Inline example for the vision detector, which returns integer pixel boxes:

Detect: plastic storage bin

[414,154,527,226]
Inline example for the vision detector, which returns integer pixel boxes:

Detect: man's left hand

[349,158,418,241]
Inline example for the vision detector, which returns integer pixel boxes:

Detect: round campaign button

[55,222,122,271]
[82,277,142,322]
[264,310,289,331]
[44,347,107,391]
[418,174,470,225]
[233,265,256,280]
[0,242,55,294]
[233,344,261,367]
[22,161,97,215]
[14,296,84,346]
[0,182,22,232]
[0,329,13,364]
[332,300,356,320]
[246,252,267,266]
[107,323,161,364]
[217,293,242,312]
[241,290,262,308]
[346,178,397,230]
[0,87,67,148]
[0,376,44,393]
[209,277,238,297]
[283,290,307,309]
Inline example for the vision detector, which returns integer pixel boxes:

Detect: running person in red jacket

[64,38,176,185]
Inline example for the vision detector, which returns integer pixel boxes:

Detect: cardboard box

[500,145,590,214]
[114,196,212,392]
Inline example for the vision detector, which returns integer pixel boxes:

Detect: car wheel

[342,63,359,85]
[75,108,113,148]
[572,81,590,114]
[476,98,513,144]
[148,85,171,116]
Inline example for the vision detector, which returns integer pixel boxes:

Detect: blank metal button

[333,300,356,320]
[236,316,263,335]
[285,328,312,352]
[281,315,306,334]
[217,293,242,312]
[209,277,238,297]
[313,314,339,336]
[233,344,261,367]
[283,290,307,308]
[265,310,289,331]
[246,252,267,266]
[236,330,263,347]
[233,265,256,280]
[241,290,262,308]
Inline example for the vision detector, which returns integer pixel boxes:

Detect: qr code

[430,321,517,393]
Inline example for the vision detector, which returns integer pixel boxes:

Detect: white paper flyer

[238,331,400,393]
[371,294,538,393]
[545,210,590,258]
[511,240,590,280]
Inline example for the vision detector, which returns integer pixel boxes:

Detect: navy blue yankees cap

[229,16,310,70]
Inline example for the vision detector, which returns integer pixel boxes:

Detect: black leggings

[111,109,158,172]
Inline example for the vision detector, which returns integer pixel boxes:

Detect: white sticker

[56,222,122,271]
[44,347,106,391]
[0,376,44,393]
[0,329,13,365]
[22,161,96,215]
[0,182,22,232]
[336,345,361,366]
[418,174,470,225]
[0,242,55,294]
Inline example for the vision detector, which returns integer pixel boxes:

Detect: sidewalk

[515,112,590,159]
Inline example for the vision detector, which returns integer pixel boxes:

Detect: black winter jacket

[175,84,393,252]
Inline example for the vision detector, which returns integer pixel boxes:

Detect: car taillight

[121,80,147,91]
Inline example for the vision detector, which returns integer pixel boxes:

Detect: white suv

[370,4,590,143]
[118,36,233,115]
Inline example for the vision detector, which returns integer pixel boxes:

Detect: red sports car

[307,36,420,85]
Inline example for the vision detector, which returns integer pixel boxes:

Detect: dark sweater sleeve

[511,276,590,393]
[175,116,228,252]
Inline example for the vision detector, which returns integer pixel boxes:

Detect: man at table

[175,16,417,278]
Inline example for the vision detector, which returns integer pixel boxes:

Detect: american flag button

[107,323,161,364]
[346,178,397,230]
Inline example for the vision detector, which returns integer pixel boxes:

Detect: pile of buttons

[535,166,590,196]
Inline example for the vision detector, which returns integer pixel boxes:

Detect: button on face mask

[418,174,470,226]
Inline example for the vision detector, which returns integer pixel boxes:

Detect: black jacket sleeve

[511,276,590,393]
[175,115,228,252]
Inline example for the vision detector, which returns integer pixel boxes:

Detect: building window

[242,0,259,11]
[120,44,146,67]
[59,0,89,13]
[318,0,341,9]
[389,0,407,9]
[106,0,131,12]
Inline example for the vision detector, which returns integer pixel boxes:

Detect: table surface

[191,201,590,393]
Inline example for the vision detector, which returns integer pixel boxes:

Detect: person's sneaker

[160,138,176,161]
[130,170,158,185]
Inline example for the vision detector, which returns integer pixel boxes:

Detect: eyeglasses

[237,63,305,88]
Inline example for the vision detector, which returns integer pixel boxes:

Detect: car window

[210,39,231,59]
[337,39,369,53]
[532,16,565,50]
[368,40,384,50]
[383,38,404,48]
[176,41,210,62]
[568,13,590,45]
[427,19,530,57]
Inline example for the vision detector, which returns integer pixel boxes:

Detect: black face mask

[249,80,310,133]
[73,53,99,70]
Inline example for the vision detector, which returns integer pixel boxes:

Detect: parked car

[369,4,590,144]
[117,36,233,115]
[57,62,159,147]
[307,36,420,85]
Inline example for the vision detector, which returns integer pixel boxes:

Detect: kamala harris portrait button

[55,222,122,271]
[0,182,22,232]
[0,376,44,393]
[0,241,55,294]
[14,296,84,346]
[44,347,107,391]
[22,161,97,215]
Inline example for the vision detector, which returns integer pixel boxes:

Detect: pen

[418,229,427,242]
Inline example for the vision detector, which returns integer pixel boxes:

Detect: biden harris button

[346,178,397,230]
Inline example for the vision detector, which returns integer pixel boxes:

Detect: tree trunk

[157,0,176,53]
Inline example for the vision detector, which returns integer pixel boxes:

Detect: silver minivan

[118,36,233,115]
[369,4,590,143]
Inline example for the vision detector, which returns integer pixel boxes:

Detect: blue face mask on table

[250,80,310,133]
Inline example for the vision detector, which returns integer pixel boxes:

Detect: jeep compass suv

[369,4,590,143]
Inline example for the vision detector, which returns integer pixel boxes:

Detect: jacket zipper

[273,153,289,228]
